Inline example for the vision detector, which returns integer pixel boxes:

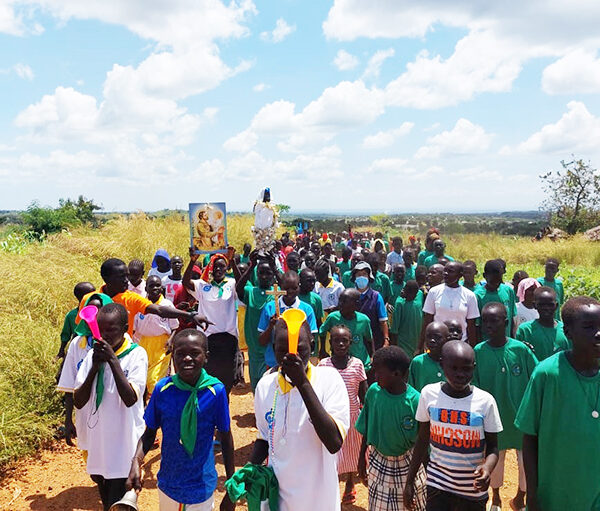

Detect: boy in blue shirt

[258,271,318,368]
[127,329,234,511]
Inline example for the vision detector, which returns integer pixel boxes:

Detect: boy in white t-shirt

[74,303,148,511]
[314,258,344,313]
[250,318,350,511]
[404,341,502,511]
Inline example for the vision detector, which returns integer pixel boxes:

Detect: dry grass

[1,214,599,470]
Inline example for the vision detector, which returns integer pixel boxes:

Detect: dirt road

[0,377,521,510]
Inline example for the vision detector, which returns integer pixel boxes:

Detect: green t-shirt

[299,292,324,324]
[373,271,392,303]
[515,319,571,361]
[473,338,538,450]
[335,241,346,254]
[320,311,372,370]
[408,353,445,391]
[391,297,423,358]
[474,283,517,337]
[355,383,420,456]
[536,277,565,321]
[404,264,416,283]
[240,254,250,264]
[423,254,455,268]
[60,307,79,345]
[515,352,600,511]
[417,250,433,267]
[389,280,405,307]
[242,285,274,353]
[342,269,353,289]
[336,260,351,277]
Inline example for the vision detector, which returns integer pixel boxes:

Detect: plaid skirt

[368,447,427,511]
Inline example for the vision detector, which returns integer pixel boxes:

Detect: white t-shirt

[255,365,350,511]
[133,297,178,339]
[162,276,183,302]
[191,278,238,337]
[148,267,171,280]
[315,279,344,310]
[416,382,503,500]
[515,302,539,330]
[74,336,148,478]
[57,335,94,451]
[422,284,480,341]
[128,279,146,298]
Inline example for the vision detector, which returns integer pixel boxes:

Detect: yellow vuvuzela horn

[281,308,306,354]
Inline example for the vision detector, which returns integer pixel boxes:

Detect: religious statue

[252,188,279,253]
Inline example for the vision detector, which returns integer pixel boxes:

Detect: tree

[59,195,102,226]
[276,203,291,215]
[540,158,600,234]
[22,196,103,236]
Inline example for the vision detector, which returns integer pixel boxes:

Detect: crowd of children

[55,228,600,511]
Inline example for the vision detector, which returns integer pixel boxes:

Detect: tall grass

[0,214,599,470]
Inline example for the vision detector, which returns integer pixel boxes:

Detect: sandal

[342,489,356,505]
[489,506,501,511]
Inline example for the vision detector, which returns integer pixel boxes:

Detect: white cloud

[362,122,414,148]
[542,49,600,94]
[324,1,600,109]
[223,129,258,152]
[517,101,600,154]
[260,18,295,43]
[367,158,413,174]
[415,118,493,159]
[362,48,395,80]
[333,49,359,71]
[253,82,268,92]
[228,80,385,153]
[13,62,33,80]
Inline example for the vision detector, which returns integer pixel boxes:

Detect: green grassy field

[0,214,599,470]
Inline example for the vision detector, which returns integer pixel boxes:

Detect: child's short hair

[534,286,557,301]
[330,324,352,338]
[98,302,128,327]
[546,257,560,266]
[415,265,428,277]
[561,296,600,328]
[373,346,410,374]
[482,301,507,318]
[172,328,208,351]
[483,259,504,274]
[392,236,403,244]
[341,247,352,258]
[100,258,126,280]
[128,259,144,273]
[462,260,477,271]
[74,282,95,301]
[404,280,419,293]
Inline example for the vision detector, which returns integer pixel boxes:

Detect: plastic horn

[281,308,306,355]
[79,305,101,340]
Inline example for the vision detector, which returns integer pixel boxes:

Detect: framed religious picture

[189,202,228,254]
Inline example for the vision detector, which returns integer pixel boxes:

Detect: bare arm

[249,439,269,465]
[358,380,368,405]
[218,430,235,480]
[466,318,478,347]
[473,431,499,492]
[418,313,434,353]
[183,247,201,291]
[381,320,389,347]
[126,427,158,491]
[403,421,430,509]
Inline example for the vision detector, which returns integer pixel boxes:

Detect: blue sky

[2,0,600,213]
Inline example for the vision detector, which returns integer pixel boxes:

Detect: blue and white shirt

[416,382,502,500]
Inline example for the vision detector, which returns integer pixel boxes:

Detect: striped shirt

[416,383,502,500]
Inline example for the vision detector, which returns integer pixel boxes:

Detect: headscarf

[517,277,541,302]
[151,248,171,268]
[201,253,229,281]
[74,293,114,336]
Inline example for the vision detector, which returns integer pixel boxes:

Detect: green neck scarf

[211,278,228,298]
[95,341,138,410]
[170,370,222,456]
